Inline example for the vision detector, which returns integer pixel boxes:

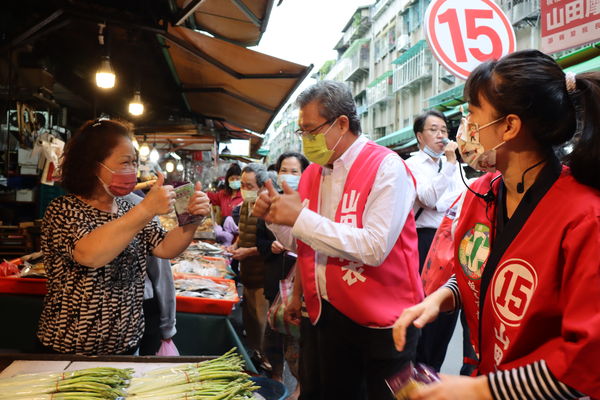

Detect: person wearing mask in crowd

[405,110,466,372]
[253,81,423,399]
[228,163,274,369]
[207,163,243,221]
[393,50,600,400]
[122,192,177,356]
[38,119,210,355]
[256,152,309,398]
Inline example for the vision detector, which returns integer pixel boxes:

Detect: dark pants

[299,316,321,400]
[416,226,458,371]
[139,297,161,356]
[315,301,419,400]
[416,227,437,274]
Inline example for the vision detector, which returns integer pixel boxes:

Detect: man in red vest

[254,81,424,400]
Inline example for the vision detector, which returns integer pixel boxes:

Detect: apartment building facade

[262,0,599,160]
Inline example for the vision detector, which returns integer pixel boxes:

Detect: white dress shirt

[268,135,416,301]
[405,149,464,229]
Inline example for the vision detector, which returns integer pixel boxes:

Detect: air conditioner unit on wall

[397,34,410,51]
[440,69,456,85]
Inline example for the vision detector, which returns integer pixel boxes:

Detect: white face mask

[241,189,258,203]
[457,114,505,172]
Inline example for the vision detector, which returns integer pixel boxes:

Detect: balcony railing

[367,71,393,106]
[356,104,368,115]
[392,42,432,91]
[373,0,392,19]
[343,39,370,81]
[500,0,540,26]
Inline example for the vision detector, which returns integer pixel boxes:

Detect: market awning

[174,0,276,46]
[374,125,413,148]
[162,25,312,135]
[392,138,417,152]
[563,55,600,74]
[392,40,427,65]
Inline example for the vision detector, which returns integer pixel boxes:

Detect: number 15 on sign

[425,0,516,80]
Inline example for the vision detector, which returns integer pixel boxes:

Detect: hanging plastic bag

[267,263,300,339]
[421,196,460,296]
[156,339,180,356]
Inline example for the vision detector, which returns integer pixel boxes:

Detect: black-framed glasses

[424,127,448,135]
[293,118,336,139]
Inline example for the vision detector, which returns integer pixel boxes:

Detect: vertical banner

[541,0,600,54]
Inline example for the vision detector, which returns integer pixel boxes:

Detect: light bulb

[176,162,184,172]
[149,147,160,163]
[139,142,150,158]
[96,57,115,89]
[132,137,140,150]
[166,160,175,173]
[128,91,144,116]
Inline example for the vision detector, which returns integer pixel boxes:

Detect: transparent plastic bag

[156,339,180,356]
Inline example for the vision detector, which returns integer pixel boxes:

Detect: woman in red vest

[393,50,600,399]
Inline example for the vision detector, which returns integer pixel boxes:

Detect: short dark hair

[275,152,309,173]
[413,109,447,138]
[295,80,361,135]
[242,163,269,187]
[224,163,242,194]
[465,49,600,190]
[60,119,132,197]
[267,164,277,172]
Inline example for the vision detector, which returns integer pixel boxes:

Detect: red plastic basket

[0,276,47,295]
[173,273,239,315]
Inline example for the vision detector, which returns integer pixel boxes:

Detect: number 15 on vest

[425,0,516,80]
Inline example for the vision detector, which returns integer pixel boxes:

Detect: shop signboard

[541,0,600,54]
[424,0,516,80]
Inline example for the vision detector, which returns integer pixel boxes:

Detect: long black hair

[465,49,600,190]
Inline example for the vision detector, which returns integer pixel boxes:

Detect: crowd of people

[38,49,599,400]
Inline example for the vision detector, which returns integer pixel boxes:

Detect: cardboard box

[16,189,34,202]
[17,148,39,166]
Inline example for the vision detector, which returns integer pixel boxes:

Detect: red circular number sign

[425,0,516,80]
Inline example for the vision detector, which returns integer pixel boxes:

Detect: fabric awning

[374,125,413,147]
[175,0,275,46]
[162,25,312,134]
[564,55,600,74]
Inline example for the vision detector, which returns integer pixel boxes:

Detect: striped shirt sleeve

[442,275,462,312]
[488,360,585,400]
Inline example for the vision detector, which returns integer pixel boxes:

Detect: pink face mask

[97,162,137,197]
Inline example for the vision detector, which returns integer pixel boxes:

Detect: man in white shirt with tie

[405,109,464,372]
[253,81,423,400]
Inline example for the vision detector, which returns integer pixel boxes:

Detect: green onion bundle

[0,367,133,400]
[0,348,258,399]
[126,348,259,399]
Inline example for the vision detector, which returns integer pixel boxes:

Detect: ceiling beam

[230,0,262,27]
[174,0,205,26]
[9,9,65,48]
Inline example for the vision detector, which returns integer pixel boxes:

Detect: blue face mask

[229,180,241,190]
[277,174,300,191]
[422,145,444,159]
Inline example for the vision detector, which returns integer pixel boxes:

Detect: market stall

[0,230,255,372]
[0,351,282,399]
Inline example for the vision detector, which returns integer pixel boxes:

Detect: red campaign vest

[296,140,424,328]
[454,167,600,397]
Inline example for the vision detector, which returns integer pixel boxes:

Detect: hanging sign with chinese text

[541,0,600,54]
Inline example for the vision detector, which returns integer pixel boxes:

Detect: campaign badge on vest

[458,223,491,280]
[491,258,538,327]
